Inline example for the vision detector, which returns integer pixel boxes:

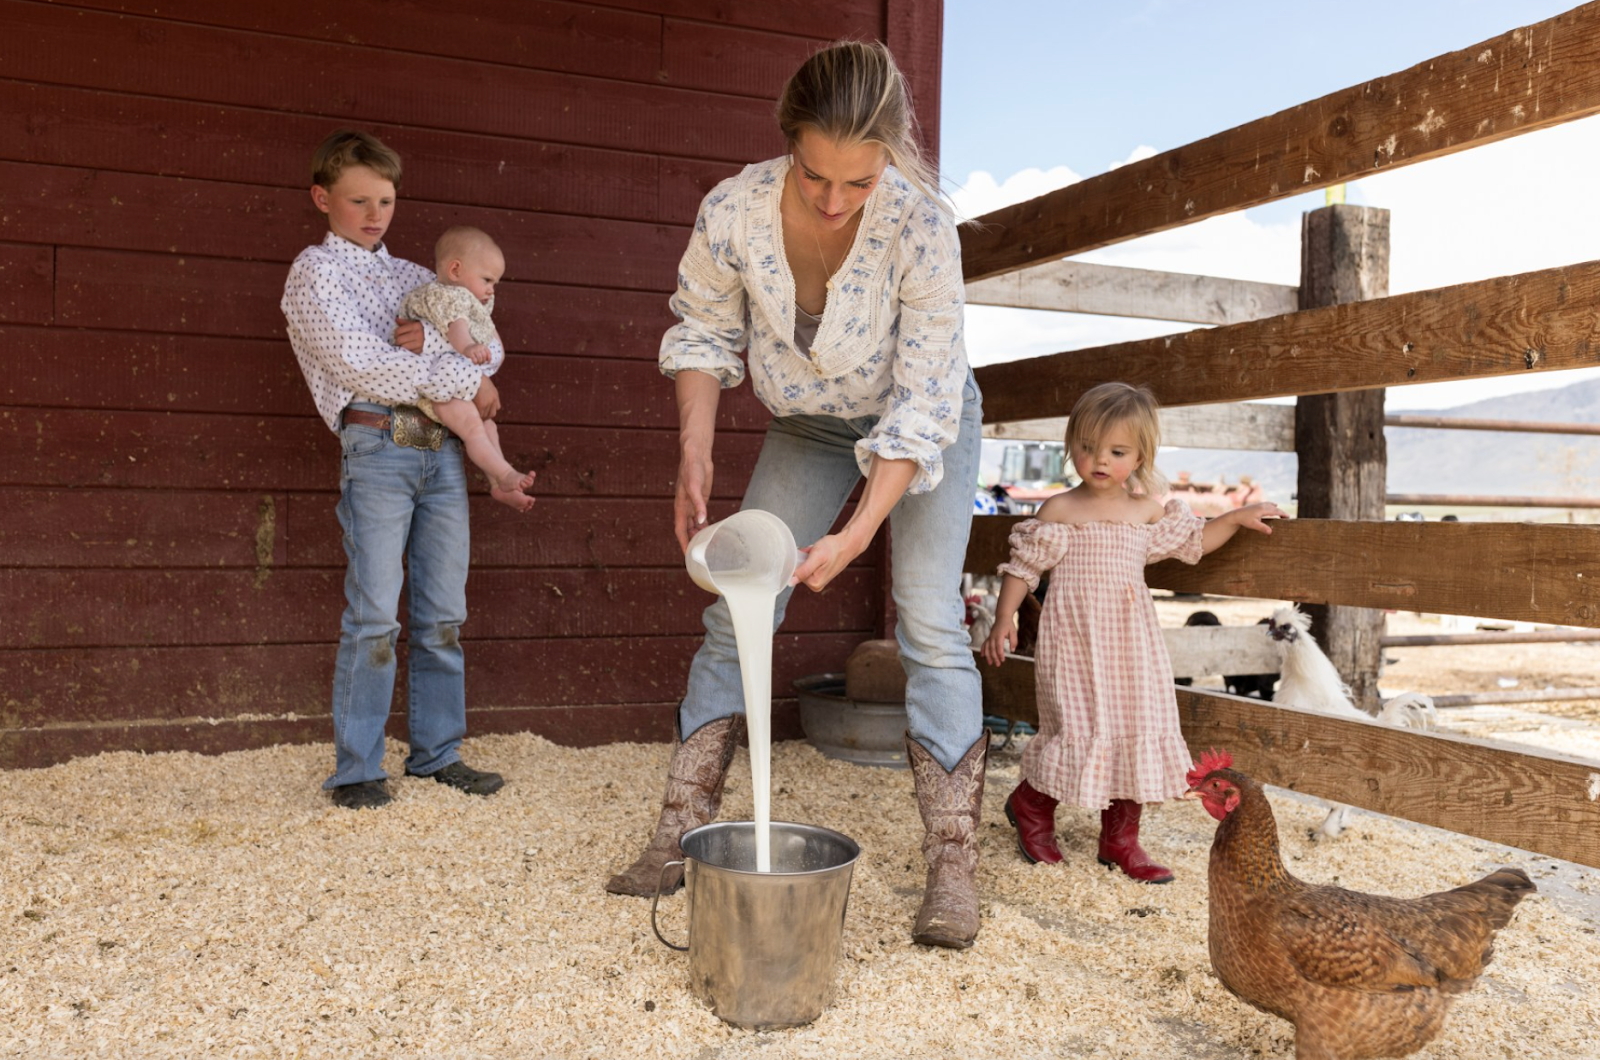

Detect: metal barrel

[672,821,860,1029]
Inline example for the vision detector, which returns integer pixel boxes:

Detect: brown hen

[1184,750,1535,1060]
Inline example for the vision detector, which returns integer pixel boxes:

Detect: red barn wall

[0,0,944,768]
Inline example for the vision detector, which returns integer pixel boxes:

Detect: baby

[402,226,535,512]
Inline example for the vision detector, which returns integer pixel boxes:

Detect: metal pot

[794,673,909,769]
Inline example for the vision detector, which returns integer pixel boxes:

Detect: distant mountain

[1159,378,1600,506]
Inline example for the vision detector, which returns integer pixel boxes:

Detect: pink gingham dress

[999,499,1205,809]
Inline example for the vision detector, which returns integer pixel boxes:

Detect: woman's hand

[674,448,714,553]
[790,532,867,593]
[672,372,722,552]
[982,615,1018,668]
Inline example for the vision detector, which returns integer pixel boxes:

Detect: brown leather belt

[341,408,395,430]
[341,405,449,451]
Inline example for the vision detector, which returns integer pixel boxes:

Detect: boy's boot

[605,714,745,897]
[1003,779,1062,864]
[906,733,988,949]
[1096,798,1174,884]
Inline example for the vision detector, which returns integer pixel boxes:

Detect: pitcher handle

[650,860,688,951]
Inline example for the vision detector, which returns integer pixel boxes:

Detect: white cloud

[957,119,1600,410]
[949,163,1083,222]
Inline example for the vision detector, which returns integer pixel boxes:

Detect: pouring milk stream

[685,510,804,873]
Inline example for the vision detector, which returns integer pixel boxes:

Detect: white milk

[714,571,777,873]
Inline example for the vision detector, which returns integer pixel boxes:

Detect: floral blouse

[658,156,970,494]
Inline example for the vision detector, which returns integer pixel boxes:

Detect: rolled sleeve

[856,202,968,494]
[659,190,749,388]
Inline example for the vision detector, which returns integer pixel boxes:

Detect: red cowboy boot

[1003,779,1062,864]
[1096,799,1174,884]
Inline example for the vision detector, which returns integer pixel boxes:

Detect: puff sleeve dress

[998,499,1206,808]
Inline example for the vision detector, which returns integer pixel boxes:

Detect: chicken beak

[1180,790,1203,801]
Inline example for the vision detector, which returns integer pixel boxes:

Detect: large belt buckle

[391,405,444,451]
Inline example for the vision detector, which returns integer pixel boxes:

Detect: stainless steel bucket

[651,821,860,1029]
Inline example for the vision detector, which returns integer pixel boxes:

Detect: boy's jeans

[679,374,984,771]
[326,404,470,788]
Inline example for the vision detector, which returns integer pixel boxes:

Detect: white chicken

[1266,604,1437,839]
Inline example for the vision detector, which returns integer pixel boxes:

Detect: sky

[940,0,1600,411]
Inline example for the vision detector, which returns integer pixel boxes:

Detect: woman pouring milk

[605,41,986,950]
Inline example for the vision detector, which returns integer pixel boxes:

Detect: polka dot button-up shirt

[281,232,503,432]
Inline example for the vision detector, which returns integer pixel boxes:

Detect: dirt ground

[2,600,1597,1058]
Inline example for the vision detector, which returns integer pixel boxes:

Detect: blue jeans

[326,403,471,788]
[680,374,985,770]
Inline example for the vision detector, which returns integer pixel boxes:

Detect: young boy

[281,129,506,810]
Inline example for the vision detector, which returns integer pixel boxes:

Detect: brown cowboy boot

[605,714,745,897]
[906,732,988,949]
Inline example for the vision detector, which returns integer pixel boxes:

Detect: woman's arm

[855,197,968,495]
[791,454,917,592]
[673,370,723,552]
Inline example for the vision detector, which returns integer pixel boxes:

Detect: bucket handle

[649,860,688,952]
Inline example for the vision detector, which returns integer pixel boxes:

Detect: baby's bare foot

[490,468,536,513]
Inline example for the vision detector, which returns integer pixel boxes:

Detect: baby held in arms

[401,225,535,512]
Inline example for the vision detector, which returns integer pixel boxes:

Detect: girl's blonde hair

[776,40,948,213]
[1067,382,1167,497]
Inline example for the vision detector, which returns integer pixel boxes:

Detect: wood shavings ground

[2,728,1595,1059]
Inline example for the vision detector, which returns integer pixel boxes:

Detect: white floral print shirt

[658,157,970,494]
[282,233,503,432]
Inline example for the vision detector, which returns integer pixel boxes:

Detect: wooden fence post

[1295,204,1390,711]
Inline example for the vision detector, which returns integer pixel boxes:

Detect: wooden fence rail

[961,3,1600,280]
[973,258,1600,424]
[968,517,1600,627]
[1176,688,1600,868]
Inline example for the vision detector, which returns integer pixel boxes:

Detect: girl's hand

[464,342,493,365]
[791,534,865,593]
[1233,502,1288,534]
[673,449,714,553]
[982,616,1018,668]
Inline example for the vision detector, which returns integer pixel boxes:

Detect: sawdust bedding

[4,727,1597,1059]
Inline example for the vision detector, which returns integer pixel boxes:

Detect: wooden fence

[962,2,1600,870]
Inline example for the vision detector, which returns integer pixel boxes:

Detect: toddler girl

[401,225,535,512]
[981,382,1284,883]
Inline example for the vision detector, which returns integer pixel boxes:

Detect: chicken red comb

[1186,748,1233,788]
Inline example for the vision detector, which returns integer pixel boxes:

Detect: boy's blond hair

[434,226,499,271]
[1067,382,1168,497]
[311,129,403,189]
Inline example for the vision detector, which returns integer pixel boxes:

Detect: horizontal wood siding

[0,0,943,768]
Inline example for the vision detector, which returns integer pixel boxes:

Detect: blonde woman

[982,383,1285,882]
[605,41,985,950]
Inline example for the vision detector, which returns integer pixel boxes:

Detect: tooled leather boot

[605,714,745,897]
[1003,779,1062,864]
[906,732,988,949]
[1096,798,1174,884]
